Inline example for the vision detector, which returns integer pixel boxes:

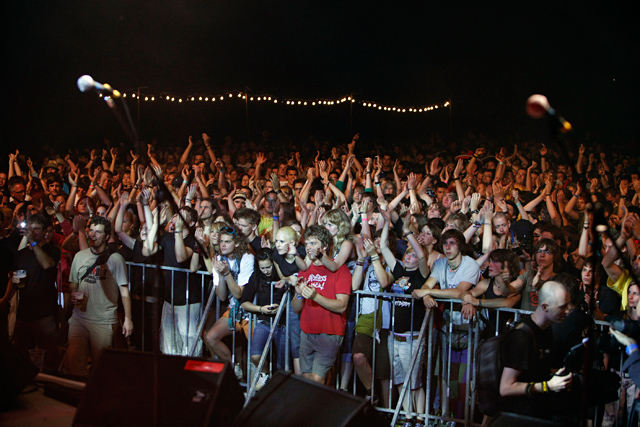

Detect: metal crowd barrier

[122,264,631,426]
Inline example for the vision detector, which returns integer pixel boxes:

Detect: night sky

[2,1,639,157]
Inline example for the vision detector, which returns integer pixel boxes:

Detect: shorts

[222,308,250,337]
[299,331,343,378]
[352,330,390,379]
[389,333,425,388]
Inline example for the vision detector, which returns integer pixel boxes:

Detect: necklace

[447,262,460,273]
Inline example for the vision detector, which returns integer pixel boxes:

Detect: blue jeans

[251,321,287,371]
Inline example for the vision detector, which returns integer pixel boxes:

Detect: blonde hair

[321,209,353,247]
[276,226,299,244]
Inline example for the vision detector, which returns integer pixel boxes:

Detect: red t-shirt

[298,263,351,336]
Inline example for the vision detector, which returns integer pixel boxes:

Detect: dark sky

[2,1,639,155]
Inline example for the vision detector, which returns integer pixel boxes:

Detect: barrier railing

[121,263,627,427]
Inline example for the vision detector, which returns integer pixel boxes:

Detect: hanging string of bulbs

[106,89,450,114]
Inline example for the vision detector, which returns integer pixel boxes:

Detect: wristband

[525,382,534,398]
[272,216,280,221]
[626,343,639,355]
[361,216,369,222]
[174,231,182,234]
[296,294,303,300]
[516,202,522,206]
[404,231,414,237]
[356,260,364,266]
[542,381,549,393]
[573,193,578,198]
[30,240,38,247]
[375,181,381,186]
[370,256,380,262]
[183,180,188,185]
[275,189,281,194]
[454,177,461,181]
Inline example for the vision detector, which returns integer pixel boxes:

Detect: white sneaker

[255,372,269,390]
[234,363,243,380]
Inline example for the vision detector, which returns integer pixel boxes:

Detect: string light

[115,89,450,114]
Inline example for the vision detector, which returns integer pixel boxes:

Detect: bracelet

[471,209,479,214]
[375,181,381,186]
[361,216,369,222]
[404,231,414,237]
[365,171,371,175]
[174,230,182,234]
[427,174,436,179]
[454,177,461,181]
[516,202,522,206]
[30,240,38,247]
[525,382,534,398]
[542,381,549,393]
[626,343,639,355]
[478,299,482,308]
[259,306,264,314]
[408,187,415,191]
[370,256,380,262]
[573,193,578,198]
[272,216,280,221]
[183,180,188,185]
[296,294,303,300]
[224,272,232,277]
[356,260,364,266]
[498,162,504,165]
[275,189,281,194]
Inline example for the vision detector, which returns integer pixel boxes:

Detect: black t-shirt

[390,262,427,333]
[272,247,305,278]
[501,315,555,417]
[160,233,201,305]
[13,243,61,321]
[240,270,286,325]
[551,309,593,370]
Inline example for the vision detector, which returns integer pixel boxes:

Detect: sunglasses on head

[220,226,237,236]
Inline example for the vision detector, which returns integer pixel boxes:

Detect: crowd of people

[1,131,640,426]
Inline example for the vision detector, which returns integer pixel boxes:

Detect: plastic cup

[29,349,45,372]
[14,270,27,289]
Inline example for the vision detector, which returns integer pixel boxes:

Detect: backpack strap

[79,248,114,282]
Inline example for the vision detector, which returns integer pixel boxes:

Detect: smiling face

[88,223,108,251]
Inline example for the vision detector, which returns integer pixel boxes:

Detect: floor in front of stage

[0,383,76,427]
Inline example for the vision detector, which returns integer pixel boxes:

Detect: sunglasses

[220,226,237,236]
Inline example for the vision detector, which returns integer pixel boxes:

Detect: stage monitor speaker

[234,371,387,427]
[73,349,243,427]
[489,412,563,426]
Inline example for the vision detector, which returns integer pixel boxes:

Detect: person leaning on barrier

[461,249,522,338]
[412,228,481,418]
[205,225,255,365]
[379,204,429,426]
[240,249,287,377]
[144,206,201,356]
[499,281,573,421]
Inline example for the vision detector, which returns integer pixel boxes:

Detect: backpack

[476,322,535,416]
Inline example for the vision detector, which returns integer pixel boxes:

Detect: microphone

[77,75,121,98]
[526,94,572,133]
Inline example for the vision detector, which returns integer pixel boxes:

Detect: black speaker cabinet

[73,349,243,427]
[234,371,387,427]
[489,412,563,426]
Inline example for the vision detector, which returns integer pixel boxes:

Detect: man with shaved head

[499,281,573,421]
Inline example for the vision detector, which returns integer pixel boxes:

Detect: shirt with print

[298,263,351,336]
[69,248,128,324]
